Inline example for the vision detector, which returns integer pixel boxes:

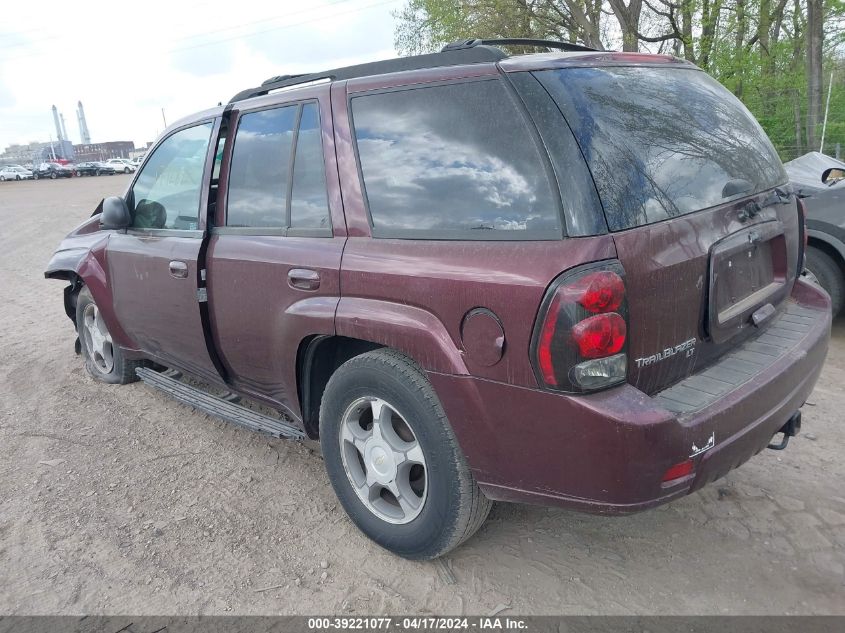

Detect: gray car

[0,165,33,180]
[785,151,845,315]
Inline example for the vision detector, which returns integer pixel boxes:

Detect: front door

[207,89,345,417]
[107,119,220,380]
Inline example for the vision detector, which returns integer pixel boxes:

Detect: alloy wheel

[82,302,114,374]
[339,396,428,524]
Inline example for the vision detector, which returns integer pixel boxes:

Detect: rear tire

[75,286,142,384]
[805,246,844,316]
[319,349,491,560]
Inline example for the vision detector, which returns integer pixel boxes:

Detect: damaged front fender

[44,223,135,349]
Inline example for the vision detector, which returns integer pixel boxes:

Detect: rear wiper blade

[761,186,794,207]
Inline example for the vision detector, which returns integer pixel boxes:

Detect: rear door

[534,64,799,395]
[206,86,345,417]
[107,120,219,380]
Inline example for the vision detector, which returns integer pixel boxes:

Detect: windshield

[535,66,787,231]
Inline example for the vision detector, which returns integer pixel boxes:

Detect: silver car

[0,165,33,181]
[105,158,136,174]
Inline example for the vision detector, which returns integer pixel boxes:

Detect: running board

[136,367,306,440]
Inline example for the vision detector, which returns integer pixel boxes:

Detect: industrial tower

[77,101,91,144]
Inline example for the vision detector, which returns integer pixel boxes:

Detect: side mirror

[822,167,845,186]
[100,196,131,230]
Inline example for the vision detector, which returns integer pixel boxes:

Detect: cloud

[0,80,13,109]
[170,43,235,77]
[0,0,402,150]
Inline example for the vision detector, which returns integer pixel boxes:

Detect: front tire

[805,246,844,316]
[76,286,142,384]
[320,349,491,560]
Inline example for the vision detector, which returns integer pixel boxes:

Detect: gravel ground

[1,176,843,615]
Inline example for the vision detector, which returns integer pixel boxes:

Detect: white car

[130,156,144,167]
[0,165,33,181]
[105,158,136,174]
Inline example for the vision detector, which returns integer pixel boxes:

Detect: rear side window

[536,66,787,231]
[290,103,330,229]
[351,79,560,238]
[226,105,297,228]
[227,101,330,232]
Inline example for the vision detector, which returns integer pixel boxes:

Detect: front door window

[130,122,213,230]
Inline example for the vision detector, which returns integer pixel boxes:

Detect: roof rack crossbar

[441,37,598,54]
[228,45,507,104]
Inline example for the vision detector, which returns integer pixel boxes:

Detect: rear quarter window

[536,66,788,231]
[350,79,561,239]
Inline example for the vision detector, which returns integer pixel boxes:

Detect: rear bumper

[430,279,831,514]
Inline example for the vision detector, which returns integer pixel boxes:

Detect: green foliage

[394,0,845,160]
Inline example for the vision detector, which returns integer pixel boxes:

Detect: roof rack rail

[441,38,598,54]
[229,46,507,104]
[261,73,308,86]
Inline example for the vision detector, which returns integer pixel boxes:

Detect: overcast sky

[0,0,400,150]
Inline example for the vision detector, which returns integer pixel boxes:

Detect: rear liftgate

[136,367,306,440]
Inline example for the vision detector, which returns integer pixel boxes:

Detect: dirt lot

[0,175,843,615]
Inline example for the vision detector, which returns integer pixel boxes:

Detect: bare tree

[805,0,823,150]
[607,0,644,50]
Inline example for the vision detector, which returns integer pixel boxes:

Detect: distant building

[129,142,153,160]
[0,140,74,166]
[73,141,135,162]
[2,139,137,165]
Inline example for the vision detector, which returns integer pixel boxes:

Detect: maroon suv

[46,39,832,560]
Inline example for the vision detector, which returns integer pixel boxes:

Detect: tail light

[662,459,694,483]
[532,261,629,393]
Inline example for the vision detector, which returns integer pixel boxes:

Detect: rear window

[351,79,560,238]
[536,67,787,231]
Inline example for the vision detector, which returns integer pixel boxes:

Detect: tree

[806,0,824,148]
[394,0,845,159]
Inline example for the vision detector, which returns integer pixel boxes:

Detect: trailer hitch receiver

[768,411,801,450]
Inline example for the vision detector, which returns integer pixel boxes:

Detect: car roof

[168,40,695,129]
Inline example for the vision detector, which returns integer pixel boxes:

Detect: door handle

[169,260,189,279]
[288,268,320,291]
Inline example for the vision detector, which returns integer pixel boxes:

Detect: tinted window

[131,122,212,230]
[536,67,788,231]
[351,80,560,236]
[227,106,297,227]
[290,103,330,229]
